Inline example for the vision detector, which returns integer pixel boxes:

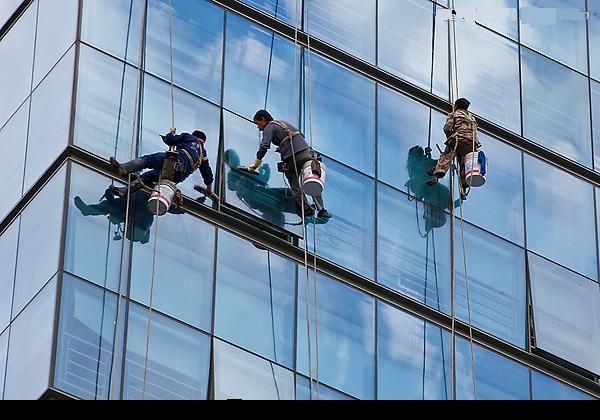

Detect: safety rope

[108,0,146,400]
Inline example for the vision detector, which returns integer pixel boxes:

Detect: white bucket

[464,151,486,187]
[301,160,327,198]
[148,180,178,216]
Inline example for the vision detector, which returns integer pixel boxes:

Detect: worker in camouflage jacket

[426,98,481,196]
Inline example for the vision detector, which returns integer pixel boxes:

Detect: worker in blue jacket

[109,128,214,197]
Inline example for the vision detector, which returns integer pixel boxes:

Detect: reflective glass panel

[296,375,355,400]
[378,302,452,400]
[130,210,215,332]
[531,371,595,400]
[521,48,591,166]
[455,0,518,39]
[0,329,7,399]
[4,277,57,400]
[454,20,521,134]
[304,53,376,175]
[81,0,145,66]
[215,230,296,369]
[305,0,376,64]
[0,99,28,221]
[529,252,600,375]
[378,0,449,96]
[297,272,375,400]
[55,275,125,400]
[591,2,600,81]
[214,339,295,400]
[0,2,35,129]
[32,0,77,87]
[593,82,600,171]
[124,303,211,400]
[456,338,530,400]
[459,133,524,245]
[520,0,588,73]
[306,157,376,280]
[145,0,224,104]
[524,155,597,279]
[223,13,300,124]
[141,74,220,199]
[239,0,299,25]
[0,222,19,333]
[0,0,22,28]
[75,45,138,163]
[24,46,74,192]
[455,223,526,348]
[378,184,452,314]
[13,165,66,318]
[222,110,303,235]
[64,165,127,293]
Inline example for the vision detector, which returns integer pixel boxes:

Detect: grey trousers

[284,148,325,211]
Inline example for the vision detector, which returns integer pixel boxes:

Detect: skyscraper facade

[0,0,599,399]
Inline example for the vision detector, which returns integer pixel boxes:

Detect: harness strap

[180,148,202,171]
[269,120,300,149]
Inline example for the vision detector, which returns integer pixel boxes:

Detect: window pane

[222,110,303,235]
[0,2,35,128]
[455,223,526,348]
[32,0,77,87]
[215,230,296,369]
[0,99,28,221]
[459,133,524,245]
[524,155,597,279]
[141,74,220,199]
[223,13,300,124]
[378,0,449,96]
[378,184,452,314]
[0,329,7,399]
[591,2,600,81]
[306,157,376,280]
[529,252,600,375]
[55,275,125,400]
[124,303,211,400]
[81,0,145,66]
[521,48,591,166]
[455,0,518,39]
[13,165,66,318]
[305,0,376,64]
[24,46,74,192]
[531,371,595,400]
[520,0,588,73]
[593,82,600,171]
[130,210,215,332]
[4,277,57,400]
[304,53,376,175]
[74,45,137,163]
[239,0,299,25]
[456,338,530,400]
[297,272,375,400]
[454,21,521,134]
[377,302,452,400]
[0,222,19,333]
[0,0,22,28]
[296,375,355,400]
[145,0,224,104]
[214,339,294,400]
[65,165,127,293]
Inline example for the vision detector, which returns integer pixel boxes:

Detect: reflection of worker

[249,110,331,219]
[427,98,481,199]
[406,145,460,232]
[109,129,214,197]
[73,188,184,244]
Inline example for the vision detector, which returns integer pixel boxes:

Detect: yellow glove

[248,158,262,172]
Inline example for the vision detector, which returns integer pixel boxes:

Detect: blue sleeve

[163,132,184,146]
[256,124,275,160]
[200,159,214,186]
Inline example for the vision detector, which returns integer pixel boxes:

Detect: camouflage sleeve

[443,113,454,138]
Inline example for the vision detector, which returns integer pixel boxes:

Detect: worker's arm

[443,113,455,139]
[162,130,185,146]
[256,124,276,160]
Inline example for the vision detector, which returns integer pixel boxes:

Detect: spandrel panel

[296,375,355,400]
[239,0,299,25]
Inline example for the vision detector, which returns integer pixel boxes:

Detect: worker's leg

[109,157,147,177]
[285,150,314,215]
[426,144,456,185]
[74,196,110,216]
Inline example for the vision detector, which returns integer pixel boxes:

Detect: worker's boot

[109,157,146,177]
[109,178,146,198]
[317,208,332,219]
[426,175,440,186]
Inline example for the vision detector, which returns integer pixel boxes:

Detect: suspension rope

[168,0,176,129]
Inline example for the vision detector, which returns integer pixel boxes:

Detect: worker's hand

[170,127,177,134]
[248,158,262,172]
[205,184,213,196]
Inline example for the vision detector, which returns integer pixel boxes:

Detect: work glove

[248,158,262,172]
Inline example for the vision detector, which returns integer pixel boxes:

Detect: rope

[168,0,175,129]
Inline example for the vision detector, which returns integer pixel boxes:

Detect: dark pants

[140,152,190,184]
[284,148,324,211]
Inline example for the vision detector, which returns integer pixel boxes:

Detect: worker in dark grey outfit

[249,110,331,219]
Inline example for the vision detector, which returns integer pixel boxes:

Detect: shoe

[109,157,146,177]
[427,167,436,176]
[317,208,332,219]
[426,176,439,186]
